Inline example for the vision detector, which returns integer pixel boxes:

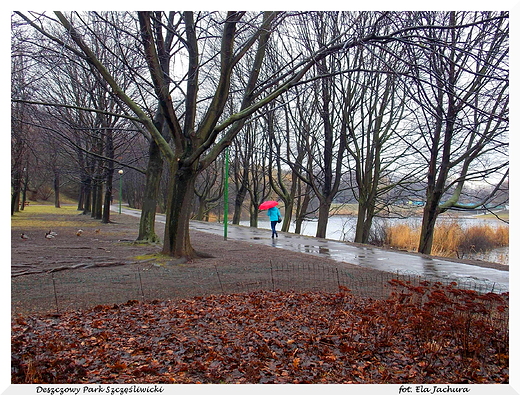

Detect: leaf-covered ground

[12,282,508,384]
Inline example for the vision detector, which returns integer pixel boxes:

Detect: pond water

[242,214,509,265]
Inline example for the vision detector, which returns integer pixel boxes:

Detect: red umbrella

[259,200,279,210]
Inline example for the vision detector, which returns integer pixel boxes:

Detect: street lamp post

[118,169,124,214]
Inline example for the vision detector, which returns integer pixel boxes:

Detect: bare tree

[339,44,418,243]
[11,23,34,214]
[278,12,350,238]
[403,11,509,254]
[230,124,254,225]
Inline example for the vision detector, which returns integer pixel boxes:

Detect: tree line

[11,11,508,258]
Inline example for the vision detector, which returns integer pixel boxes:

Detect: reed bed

[383,221,509,259]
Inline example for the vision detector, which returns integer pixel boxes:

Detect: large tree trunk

[354,206,367,244]
[294,182,312,234]
[194,196,207,221]
[137,140,163,242]
[53,171,61,208]
[81,177,92,215]
[102,170,113,224]
[280,168,302,232]
[102,128,115,223]
[232,182,248,225]
[354,165,379,244]
[91,175,103,220]
[11,192,20,215]
[249,203,259,228]
[11,169,22,215]
[418,200,440,254]
[77,182,84,211]
[281,199,293,232]
[92,131,104,219]
[354,201,376,244]
[417,139,450,255]
[316,199,331,239]
[20,173,28,211]
[162,162,198,258]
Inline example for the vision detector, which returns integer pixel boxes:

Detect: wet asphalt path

[113,206,508,292]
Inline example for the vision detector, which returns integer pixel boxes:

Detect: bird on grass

[20,233,29,240]
[76,229,83,236]
[45,232,55,239]
[48,230,58,237]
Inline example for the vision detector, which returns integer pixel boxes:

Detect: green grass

[476,211,509,221]
[11,204,99,229]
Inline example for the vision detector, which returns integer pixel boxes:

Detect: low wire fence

[11,260,507,316]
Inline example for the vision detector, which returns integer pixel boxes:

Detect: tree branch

[53,11,176,163]
[11,99,141,122]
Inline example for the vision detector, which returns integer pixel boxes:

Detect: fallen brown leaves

[12,281,508,384]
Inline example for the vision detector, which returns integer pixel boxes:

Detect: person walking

[267,205,282,238]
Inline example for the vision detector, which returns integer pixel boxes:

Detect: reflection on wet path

[189,221,508,292]
[114,207,508,292]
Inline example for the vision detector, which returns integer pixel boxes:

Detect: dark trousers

[270,221,278,237]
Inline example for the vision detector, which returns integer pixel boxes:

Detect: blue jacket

[267,206,281,221]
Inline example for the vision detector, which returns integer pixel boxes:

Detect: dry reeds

[432,222,464,256]
[383,221,509,259]
[385,223,418,252]
[494,226,509,246]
